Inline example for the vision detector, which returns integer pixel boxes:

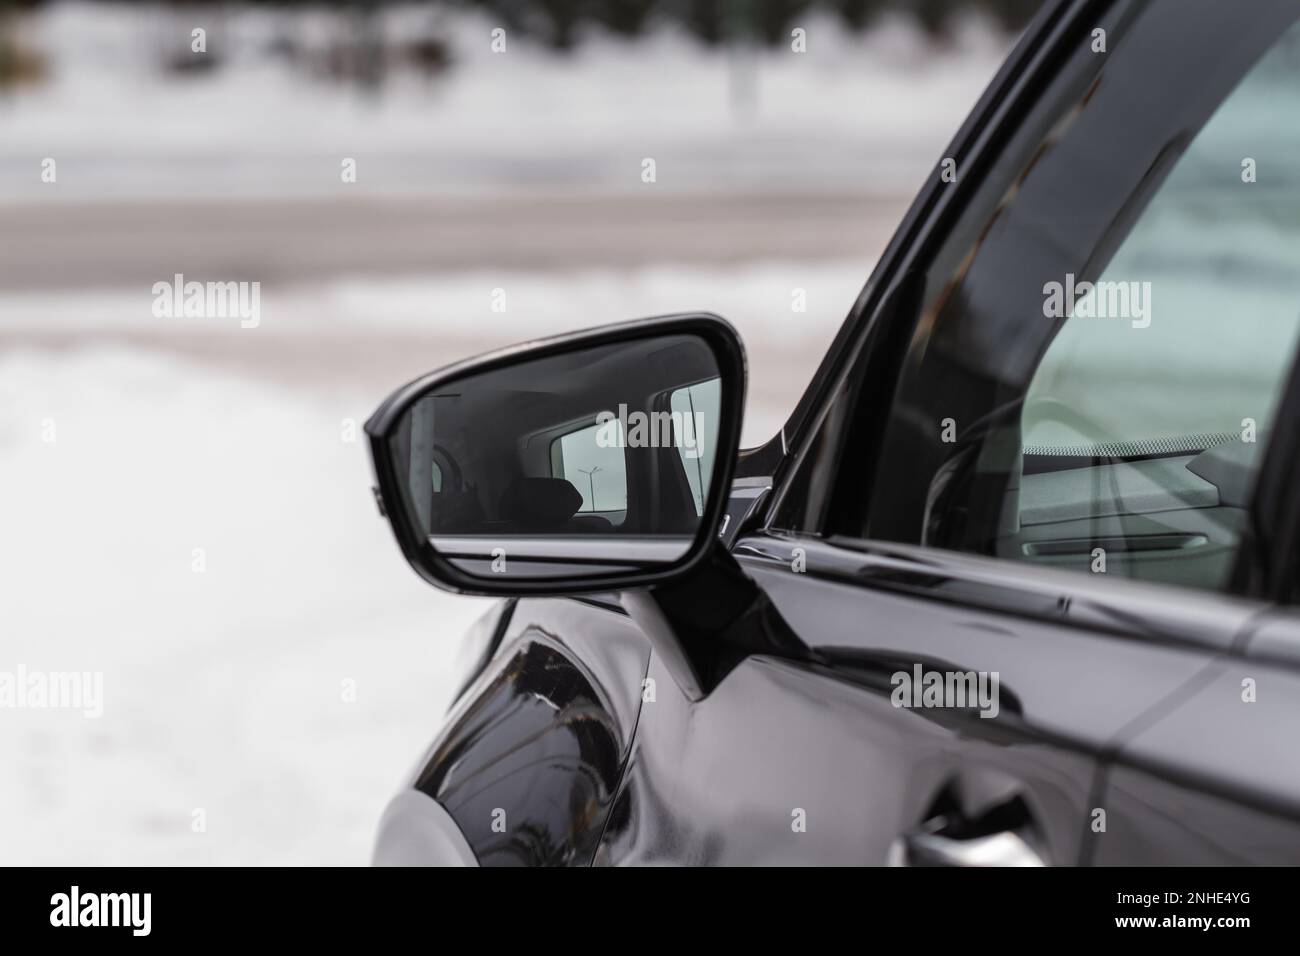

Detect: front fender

[373,598,650,866]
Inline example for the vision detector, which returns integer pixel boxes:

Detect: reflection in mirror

[387,333,723,580]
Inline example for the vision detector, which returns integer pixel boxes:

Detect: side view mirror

[365,313,746,596]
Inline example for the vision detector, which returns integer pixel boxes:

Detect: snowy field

[0,260,868,437]
[0,345,496,864]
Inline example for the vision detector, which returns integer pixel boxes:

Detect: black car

[365,0,1300,866]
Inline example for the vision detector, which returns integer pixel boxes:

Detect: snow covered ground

[0,345,499,864]
[0,260,867,443]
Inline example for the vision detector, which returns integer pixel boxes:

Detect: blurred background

[0,0,1023,863]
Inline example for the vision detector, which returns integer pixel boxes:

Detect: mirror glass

[387,333,725,579]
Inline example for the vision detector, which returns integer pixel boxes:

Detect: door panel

[1095,619,1300,864]
[595,650,960,865]
[597,533,1258,865]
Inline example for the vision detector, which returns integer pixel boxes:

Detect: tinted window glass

[551,420,628,519]
[670,377,721,516]
[835,1,1300,595]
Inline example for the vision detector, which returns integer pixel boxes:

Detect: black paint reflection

[416,639,624,866]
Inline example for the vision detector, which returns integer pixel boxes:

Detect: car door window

[805,3,1300,596]
[1005,27,1300,590]
[670,377,721,516]
[550,419,628,522]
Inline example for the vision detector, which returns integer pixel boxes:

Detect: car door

[595,0,1300,865]
[1088,388,1300,866]
[1092,612,1300,865]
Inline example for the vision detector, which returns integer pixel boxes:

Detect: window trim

[737,529,1269,656]
[755,0,1115,528]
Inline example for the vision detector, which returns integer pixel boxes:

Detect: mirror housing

[365,313,746,596]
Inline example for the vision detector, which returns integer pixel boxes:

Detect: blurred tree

[594,0,659,38]
[0,0,45,90]
[23,0,1041,56]
[912,0,953,39]
[755,0,817,47]
[674,0,726,46]
[835,0,887,33]
[978,0,1039,31]
[534,0,585,48]
[460,0,584,50]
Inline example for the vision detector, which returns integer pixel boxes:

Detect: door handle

[889,823,1047,866]
[889,795,1049,867]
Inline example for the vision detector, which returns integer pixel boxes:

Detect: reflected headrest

[499,477,583,529]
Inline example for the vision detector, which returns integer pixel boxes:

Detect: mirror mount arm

[620,539,822,702]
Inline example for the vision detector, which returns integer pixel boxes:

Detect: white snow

[0,260,870,445]
[0,345,496,864]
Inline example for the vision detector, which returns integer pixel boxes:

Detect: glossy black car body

[372,0,1300,865]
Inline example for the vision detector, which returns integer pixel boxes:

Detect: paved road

[0,192,907,291]
[1,191,905,433]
